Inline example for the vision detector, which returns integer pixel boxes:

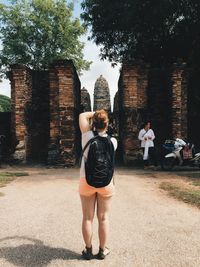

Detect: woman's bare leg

[97,195,112,249]
[80,194,96,248]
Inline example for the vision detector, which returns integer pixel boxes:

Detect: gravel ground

[0,166,200,267]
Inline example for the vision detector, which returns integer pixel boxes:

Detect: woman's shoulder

[82,130,94,145]
[139,128,145,133]
[82,130,94,137]
[110,137,118,151]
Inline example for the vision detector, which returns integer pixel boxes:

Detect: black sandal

[82,246,93,260]
[96,247,110,260]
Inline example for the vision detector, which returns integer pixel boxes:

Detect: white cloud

[0,78,10,97]
[0,41,11,97]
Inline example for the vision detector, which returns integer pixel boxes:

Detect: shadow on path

[0,236,81,267]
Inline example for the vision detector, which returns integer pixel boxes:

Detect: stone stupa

[93,75,111,112]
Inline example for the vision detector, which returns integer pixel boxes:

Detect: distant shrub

[0,94,11,112]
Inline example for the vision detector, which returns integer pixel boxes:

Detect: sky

[0,0,120,110]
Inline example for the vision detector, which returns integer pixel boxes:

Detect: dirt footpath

[0,167,200,267]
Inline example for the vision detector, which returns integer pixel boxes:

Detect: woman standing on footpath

[79,110,117,260]
[138,121,157,168]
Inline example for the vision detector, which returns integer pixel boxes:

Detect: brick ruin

[2,59,199,166]
[117,61,149,163]
[187,68,200,147]
[9,60,81,166]
[115,60,189,163]
[0,112,11,160]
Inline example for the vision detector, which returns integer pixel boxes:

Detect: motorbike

[161,138,200,170]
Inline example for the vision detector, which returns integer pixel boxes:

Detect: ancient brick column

[27,71,49,162]
[113,91,119,134]
[171,62,188,140]
[81,87,91,112]
[48,60,81,166]
[147,68,172,145]
[118,61,149,164]
[9,64,32,162]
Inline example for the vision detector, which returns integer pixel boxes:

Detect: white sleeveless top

[80,131,118,178]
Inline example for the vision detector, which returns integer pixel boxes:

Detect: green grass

[160,181,200,208]
[0,172,29,194]
[0,173,16,186]
[192,180,200,187]
[0,172,28,180]
[159,182,180,191]
[11,172,29,177]
[174,171,200,187]
[176,172,200,179]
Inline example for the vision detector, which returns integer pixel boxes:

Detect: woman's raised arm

[79,112,95,133]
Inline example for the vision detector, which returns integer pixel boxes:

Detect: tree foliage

[81,0,200,65]
[0,94,11,112]
[0,0,91,75]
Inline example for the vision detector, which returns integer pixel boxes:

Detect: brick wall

[0,112,11,160]
[10,64,32,162]
[187,68,200,147]
[9,60,81,166]
[118,61,149,163]
[8,60,194,166]
[171,62,188,140]
[147,67,172,145]
[26,71,49,162]
[117,61,189,164]
[48,60,81,166]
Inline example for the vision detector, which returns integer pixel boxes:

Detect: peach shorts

[79,177,115,197]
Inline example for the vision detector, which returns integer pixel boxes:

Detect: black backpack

[80,134,115,188]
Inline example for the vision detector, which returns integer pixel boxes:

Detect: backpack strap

[79,135,99,167]
[142,129,149,138]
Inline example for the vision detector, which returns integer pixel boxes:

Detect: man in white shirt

[138,121,157,168]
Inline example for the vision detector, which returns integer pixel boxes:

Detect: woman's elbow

[79,113,85,124]
[79,112,84,120]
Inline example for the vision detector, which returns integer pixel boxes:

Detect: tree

[0,0,91,75]
[0,94,11,112]
[81,0,200,65]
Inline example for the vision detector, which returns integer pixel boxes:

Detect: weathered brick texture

[0,112,11,160]
[47,60,81,166]
[10,64,32,161]
[8,59,192,166]
[171,62,188,140]
[147,68,172,144]
[118,61,189,164]
[187,68,200,147]
[118,61,149,163]
[26,71,49,162]
[9,60,81,166]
